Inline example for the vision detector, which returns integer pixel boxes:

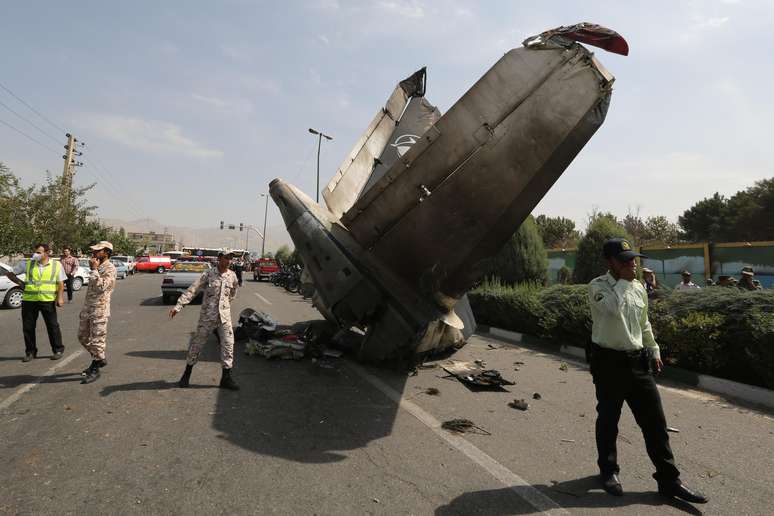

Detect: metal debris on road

[560,439,575,443]
[559,362,569,371]
[508,399,529,411]
[441,418,491,435]
[417,363,438,370]
[474,359,486,367]
[425,387,440,396]
[667,426,681,433]
[442,361,515,390]
[533,393,542,400]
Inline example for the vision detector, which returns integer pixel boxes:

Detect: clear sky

[1,0,771,235]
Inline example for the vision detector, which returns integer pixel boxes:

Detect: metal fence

[547,241,774,288]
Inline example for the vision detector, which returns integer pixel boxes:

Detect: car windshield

[113,256,128,262]
[171,262,209,272]
[111,260,125,267]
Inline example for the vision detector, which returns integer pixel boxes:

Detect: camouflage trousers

[186,317,234,369]
[78,315,109,360]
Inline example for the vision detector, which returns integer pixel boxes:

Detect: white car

[0,262,24,308]
[113,255,136,275]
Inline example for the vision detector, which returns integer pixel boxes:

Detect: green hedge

[469,282,774,389]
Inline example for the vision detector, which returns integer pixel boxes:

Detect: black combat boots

[178,364,193,388]
[81,360,102,384]
[219,368,239,391]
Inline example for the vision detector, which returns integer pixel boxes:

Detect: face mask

[31,253,42,261]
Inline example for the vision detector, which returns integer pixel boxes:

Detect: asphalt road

[0,274,772,515]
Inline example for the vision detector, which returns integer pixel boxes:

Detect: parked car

[161,261,211,304]
[113,255,136,275]
[253,258,280,281]
[135,256,172,273]
[0,262,24,309]
[111,259,129,279]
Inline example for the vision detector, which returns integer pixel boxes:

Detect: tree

[678,192,729,242]
[573,214,631,284]
[622,211,646,246]
[726,178,774,241]
[483,215,548,285]
[274,244,292,265]
[643,216,680,246]
[534,215,580,248]
[0,162,32,257]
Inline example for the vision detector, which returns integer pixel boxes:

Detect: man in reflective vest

[4,243,66,361]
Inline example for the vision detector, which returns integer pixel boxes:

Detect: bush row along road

[0,274,772,515]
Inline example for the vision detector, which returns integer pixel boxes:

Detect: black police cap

[602,238,647,261]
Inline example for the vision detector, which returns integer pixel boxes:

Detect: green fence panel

[547,250,576,284]
[711,245,774,288]
[641,247,707,288]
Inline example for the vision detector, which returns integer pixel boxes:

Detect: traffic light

[239,223,244,231]
[220,221,224,230]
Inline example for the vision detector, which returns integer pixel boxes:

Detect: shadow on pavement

[100,380,216,396]
[434,477,704,515]
[125,350,216,362]
[0,373,83,389]
[208,324,407,465]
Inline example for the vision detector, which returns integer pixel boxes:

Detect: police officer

[588,238,707,504]
[2,243,66,361]
[78,241,117,384]
[169,249,240,390]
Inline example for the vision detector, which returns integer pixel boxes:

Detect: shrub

[469,283,774,389]
[573,214,631,284]
[482,215,548,285]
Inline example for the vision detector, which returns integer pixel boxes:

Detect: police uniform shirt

[588,272,661,360]
[675,281,700,291]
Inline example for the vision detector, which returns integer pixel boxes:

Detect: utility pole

[260,193,269,257]
[308,128,332,203]
[61,133,84,206]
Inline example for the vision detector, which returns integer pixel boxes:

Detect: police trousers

[590,344,680,484]
[21,301,64,354]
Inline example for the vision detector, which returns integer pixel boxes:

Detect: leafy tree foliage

[483,215,548,285]
[678,192,729,242]
[274,244,292,264]
[534,215,580,249]
[0,162,135,257]
[573,213,631,284]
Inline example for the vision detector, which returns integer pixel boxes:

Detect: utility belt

[588,342,651,372]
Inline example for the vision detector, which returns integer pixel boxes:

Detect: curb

[480,326,774,411]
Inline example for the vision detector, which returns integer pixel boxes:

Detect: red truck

[253,258,280,281]
[135,256,173,273]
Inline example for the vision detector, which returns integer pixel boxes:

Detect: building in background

[128,231,177,255]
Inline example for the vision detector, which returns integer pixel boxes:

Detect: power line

[0,115,59,154]
[0,80,67,134]
[0,97,61,146]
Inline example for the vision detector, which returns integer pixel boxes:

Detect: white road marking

[0,350,84,411]
[348,362,568,515]
[253,292,272,305]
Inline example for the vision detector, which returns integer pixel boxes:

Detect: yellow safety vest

[22,260,62,302]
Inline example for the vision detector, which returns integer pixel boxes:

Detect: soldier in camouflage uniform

[169,249,240,390]
[79,241,117,384]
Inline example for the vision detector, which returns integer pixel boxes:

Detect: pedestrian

[717,275,734,287]
[674,270,700,291]
[641,267,665,300]
[232,256,244,287]
[169,249,240,390]
[60,246,80,302]
[738,267,762,291]
[78,242,117,384]
[1,243,66,361]
[587,238,707,504]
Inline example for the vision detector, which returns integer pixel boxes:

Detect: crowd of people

[1,243,243,388]
[641,266,764,299]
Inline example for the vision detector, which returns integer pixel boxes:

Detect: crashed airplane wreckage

[271,23,628,362]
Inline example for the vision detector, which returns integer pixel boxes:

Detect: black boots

[219,368,239,391]
[81,360,102,384]
[179,364,193,388]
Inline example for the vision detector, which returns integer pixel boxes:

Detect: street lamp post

[260,193,269,257]
[308,127,333,203]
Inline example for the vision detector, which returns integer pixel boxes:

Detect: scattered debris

[441,418,491,435]
[425,387,440,396]
[508,399,529,411]
[442,361,515,390]
[237,308,278,342]
[474,359,486,367]
[372,498,380,504]
[487,343,501,350]
[532,392,542,400]
[560,439,575,443]
[513,361,525,365]
[666,426,680,433]
[579,413,585,418]
[559,362,568,372]
[323,349,343,359]
[253,338,305,360]
[417,363,438,370]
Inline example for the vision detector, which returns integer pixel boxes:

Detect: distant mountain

[100,217,293,253]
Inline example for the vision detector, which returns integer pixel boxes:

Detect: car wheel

[157,266,165,274]
[4,287,23,309]
[72,277,84,291]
